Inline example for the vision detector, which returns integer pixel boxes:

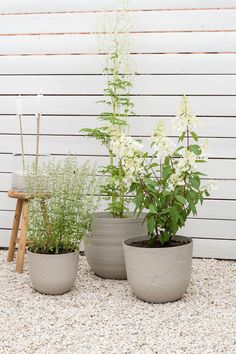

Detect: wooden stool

[7,190,29,273]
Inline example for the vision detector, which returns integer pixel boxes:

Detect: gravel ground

[0,251,235,354]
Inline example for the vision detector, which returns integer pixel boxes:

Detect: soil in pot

[129,238,190,248]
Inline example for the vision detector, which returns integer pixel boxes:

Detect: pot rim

[27,249,79,256]
[92,212,146,223]
[123,235,192,250]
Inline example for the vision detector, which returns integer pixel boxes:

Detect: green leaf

[189,144,201,156]
[190,131,199,141]
[134,191,144,208]
[176,195,186,205]
[160,231,171,245]
[148,203,157,214]
[147,215,156,234]
[170,207,179,223]
[129,183,136,193]
[178,132,185,142]
[162,166,172,179]
[176,146,185,152]
[190,176,200,190]
[189,201,197,215]
[144,177,156,188]
[195,160,206,163]
[149,162,159,169]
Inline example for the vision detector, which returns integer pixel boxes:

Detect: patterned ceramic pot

[84,212,147,280]
[28,250,79,295]
[123,235,193,303]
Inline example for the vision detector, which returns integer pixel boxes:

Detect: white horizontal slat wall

[0,0,235,259]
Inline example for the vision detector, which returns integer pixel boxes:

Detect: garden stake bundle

[15,89,43,174]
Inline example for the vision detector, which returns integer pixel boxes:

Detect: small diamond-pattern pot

[27,250,79,295]
[123,235,193,303]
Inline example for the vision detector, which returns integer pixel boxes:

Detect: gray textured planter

[28,250,79,295]
[123,235,193,303]
[11,171,49,192]
[11,153,50,192]
[11,171,28,191]
[84,212,147,280]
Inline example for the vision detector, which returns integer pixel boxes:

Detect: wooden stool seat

[8,190,29,200]
[7,189,29,273]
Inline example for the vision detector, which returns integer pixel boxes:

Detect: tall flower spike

[151,120,175,162]
[200,138,209,160]
[173,95,200,134]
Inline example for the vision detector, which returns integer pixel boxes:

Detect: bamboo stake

[35,112,40,170]
[16,95,25,171]
[35,89,43,170]
[19,114,25,171]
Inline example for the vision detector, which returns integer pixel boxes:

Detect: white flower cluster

[203,180,218,193]
[176,149,197,175]
[97,4,135,76]
[199,139,209,160]
[151,121,176,162]
[168,173,185,191]
[167,150,197,191]
[173,96,200,134]
[110,128,144,182]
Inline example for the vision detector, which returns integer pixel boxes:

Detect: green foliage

[131,98,212,246]
[25,157,99,254]
[80,7,135,218]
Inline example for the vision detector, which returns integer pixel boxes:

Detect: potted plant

[81,6,146,279]
[121,96,216,302]
[25,156,98,295]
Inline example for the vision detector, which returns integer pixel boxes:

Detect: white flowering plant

[81,3,136,218]
[115,96,216,246]
[25,157,99,254]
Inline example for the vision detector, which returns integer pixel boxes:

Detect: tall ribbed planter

[84,213,147,279]
[123,235,193,303]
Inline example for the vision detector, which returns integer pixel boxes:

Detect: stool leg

[16,200,28,273]
[7,199,23,262]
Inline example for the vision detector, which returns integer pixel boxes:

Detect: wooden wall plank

[0,96,236,116]
[1,10,236,34]
[0,0,235,13]
[0,135,235,158]
[0,32,236,55]
[192,239,236,259]
[1,154,236,180]
[1,116,235,138]
[0,54,235,74]
[1,199,236,224]
[1,75,236,95]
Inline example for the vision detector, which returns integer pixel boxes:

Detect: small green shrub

[25,156,99,254]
